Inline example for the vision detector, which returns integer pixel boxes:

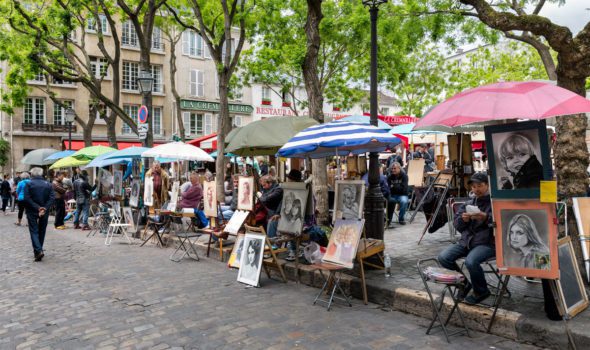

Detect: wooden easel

[244,224,287,283]
[204,202,229,261]
[417,172,453,244]
[356,236,385,305]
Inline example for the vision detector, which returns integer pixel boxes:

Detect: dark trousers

[26,211,49,254]
[1,197,8,212]
[438,243,495,295]
[54,198,65,227]
[17,200,25,221]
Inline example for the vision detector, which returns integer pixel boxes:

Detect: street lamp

[65,107,76,150]
[363,0,387,240]
[137,69,154,146]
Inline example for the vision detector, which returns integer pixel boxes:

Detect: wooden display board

[407,159,425,187]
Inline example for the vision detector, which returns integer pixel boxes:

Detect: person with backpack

[14,172,30,226]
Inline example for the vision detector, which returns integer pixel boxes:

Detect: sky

[539,0,588,35]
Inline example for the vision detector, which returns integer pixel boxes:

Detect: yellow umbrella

[49,156,90,169]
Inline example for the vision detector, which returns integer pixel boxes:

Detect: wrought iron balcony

[22,123,77,133]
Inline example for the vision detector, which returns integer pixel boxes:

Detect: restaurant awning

[188,133,217,151]
[63,140,165,151]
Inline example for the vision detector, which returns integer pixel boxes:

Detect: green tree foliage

[0,138,9,167]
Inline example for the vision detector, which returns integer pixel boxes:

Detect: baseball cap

[468,172,488,185]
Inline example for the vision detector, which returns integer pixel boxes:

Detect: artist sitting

[437,172,495,305]
[179,172,203,209]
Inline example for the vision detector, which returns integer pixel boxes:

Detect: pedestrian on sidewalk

[14,172,30,226]
[23,167,54,261]
[73,170,95,230]
[11,172,21,212]
[52,171,67,230]
[437,172,494,305]
[1,174,11,214]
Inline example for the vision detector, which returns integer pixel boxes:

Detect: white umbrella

[141,142,214,162]
[21,148,59,165]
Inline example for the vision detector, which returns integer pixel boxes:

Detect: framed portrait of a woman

[237,233,265,287]
[333,180,365,224]
[203,180,217,218]
[493,199,558,279]
[237,176,255,211]
[277,183,308,236]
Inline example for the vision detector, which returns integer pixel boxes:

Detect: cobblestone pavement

[0,212,541,350]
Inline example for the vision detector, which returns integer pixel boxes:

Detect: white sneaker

[285,251,296,261]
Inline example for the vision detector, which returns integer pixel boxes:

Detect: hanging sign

[138,105,148,124]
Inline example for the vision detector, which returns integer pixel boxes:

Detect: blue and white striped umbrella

[278,121,401,159]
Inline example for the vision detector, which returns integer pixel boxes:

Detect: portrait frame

[203,180,217,218]
[228,233,245,268]
[123,207,136,232]
[551,236,589,318]
[322,219,365,269]
[493,199,558,279]
[113,170,123,197]
[572,197,590,282]
[277,183,308,236]
[143,177,154,207]
[237,176,255,211]
[333,180,366,224]
[484,120,552,198]
[130,180,140,208]
[237,232,265,287]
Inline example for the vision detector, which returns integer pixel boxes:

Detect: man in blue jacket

[437,172,494,304]
[23,167,54,261]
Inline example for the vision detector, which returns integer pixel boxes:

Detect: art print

[573,197,590,282]
[168,181,180,212]
[493,199,558,279]
[130,180,140,208]
[484,120,552,198]
[113,170,123,197]
[203,181,217,217]
[225,210,249,235]
[237,176,254,211]
[143,177,154,207]
[228,233,245,268]
[551,237,589,318]
[333,180,365,223]
[237,233,265,287]
[322,219,365,269]
[277,183,308,236]
[123,207,136,232]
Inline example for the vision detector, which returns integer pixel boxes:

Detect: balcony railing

[22,123,78,133]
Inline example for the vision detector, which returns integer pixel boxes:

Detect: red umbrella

[414,81,590,132]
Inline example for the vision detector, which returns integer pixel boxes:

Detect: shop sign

[180,99,253,114]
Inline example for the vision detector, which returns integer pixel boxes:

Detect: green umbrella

[72,145,117,161]
[49,156,90,169]
[225,116,319,156]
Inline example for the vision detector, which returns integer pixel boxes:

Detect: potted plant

[261,98,272,106]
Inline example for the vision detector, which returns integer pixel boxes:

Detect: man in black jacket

[23,167,54,261]
[437,172,494,304]
[387,162,408,226]
[73,170,96,230]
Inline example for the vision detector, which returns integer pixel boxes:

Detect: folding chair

[169,214,201,262]
[105,208,132,246]
[244,224,287,283]
[87,203,110,237]
[458,257,511,307]
[446,197,469,243]
[312,262,353,311]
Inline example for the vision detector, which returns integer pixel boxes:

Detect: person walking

[11,172,21,212]
[73,170,96,230]
[14,172,30,226]
[1,174,11,214]
[52,171,67,229]
[23,167,54,261]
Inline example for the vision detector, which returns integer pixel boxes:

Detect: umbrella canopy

[82,151,130,169]
[337,115,391,130]
[44,150,76,162]
[72,145,117,161]
[142,142,214,162]
[209,151,236,158]
[103,146,151,160]
[21,148,59,165]
[414,81,590,131]
[278,121,401,159]
[389,123,446,135]
[226,116,319,156]
[49,156,90,169]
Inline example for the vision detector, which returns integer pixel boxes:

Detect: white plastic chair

[105,208,132,246]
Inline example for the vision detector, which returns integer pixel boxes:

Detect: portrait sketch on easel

[130,180,140,208]
[144,177,154,207]
[237,176,255,211]
[237,233,265,287]
[203,181,217,217]
[277,183,308,235]
[113,170,123,197]
[333,180,365,223]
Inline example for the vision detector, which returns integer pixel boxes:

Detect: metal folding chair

[169,214,201,262]
[105,208,132,246]
[312,262,353,311]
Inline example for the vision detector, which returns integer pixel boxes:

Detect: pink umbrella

[414,81,590,132]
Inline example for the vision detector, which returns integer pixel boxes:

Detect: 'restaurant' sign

[180,99,253,114]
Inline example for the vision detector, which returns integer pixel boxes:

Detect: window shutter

[190,70,197,96]
[182,31,189,55]
[182,112,191,135]
[204,42,211,59]
[197,70,204,97]
[196,34,203,57]
[204,113,213,135]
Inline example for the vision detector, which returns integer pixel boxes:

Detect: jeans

[26,211,49,254]
[222,209,234,222]
[438,243,495,295]
[267,219,278,239]
[54,198,65,227]
[1,196,9,212]
[388,195,409,223]
[73,200,90,226]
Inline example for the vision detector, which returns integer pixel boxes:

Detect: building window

[24,98,46,125]
[282,92,291,107]
[31,72,45,83]
[53,100,73,125]
[182,31,203,58]
[90,57,109,79]
[233,116,242,128]
[52,73,75,85]
[122,104,139,134]
[381,107,389,116]
[153,107,162,135]
[151,65,163,93]
[261,86,271,105]
[204,113,216,135]
[152,27,163,51]
[222,38,236,61]
[122,61,139,91]
[183,112,203,136]
[122,20,138,47]
[190,69,204,97]
[86,15,108,34]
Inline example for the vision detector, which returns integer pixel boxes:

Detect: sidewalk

[188,212,588,349]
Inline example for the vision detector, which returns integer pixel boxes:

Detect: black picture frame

[551,237,589,318]
[484,120,552,198]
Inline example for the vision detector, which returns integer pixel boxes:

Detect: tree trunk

[216,73,231,203]
[106,115,118,148]
[303,0,329,225]
[83,119,96,147]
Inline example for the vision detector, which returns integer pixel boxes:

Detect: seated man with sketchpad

[437,172,495,305]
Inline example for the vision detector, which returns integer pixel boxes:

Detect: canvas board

[228,233,245,268]
[407,159,425,187]
[203,181,217,217]
[333,180,365,223]
[224,210,249,235]
[143,177,154,206]
[277,183,308,235]
[322,219,365,269]
[123,207,136,232]
[552,237,589,318]
[573,197,590,282]
[130,180,140,208]
[237,233,265,287]
[493,199,558,279]
[168,181,180,212]
[237,176,255,211]
[113,170,123,197]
